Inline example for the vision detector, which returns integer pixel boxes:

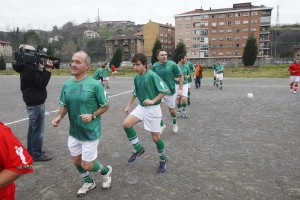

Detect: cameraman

[19,59,53,162]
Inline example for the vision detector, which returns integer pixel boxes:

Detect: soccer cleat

[173,124,178,133]
[102,166,112,189]
[181,111,188,118]
[160,124,166,134]
[128,147,145,163]
[157,159,167,173]
[176,111,181,118]
[77,181,96,197]
[294,91,297,94]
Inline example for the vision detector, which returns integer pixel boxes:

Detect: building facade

[105,34,144,62]
[174,3,273,62]
[142,21,175,59]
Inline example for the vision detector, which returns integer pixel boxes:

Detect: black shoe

[157,159,167,173]
[128,148,145,163]
[33,154,52,162]
[188,100,191,105]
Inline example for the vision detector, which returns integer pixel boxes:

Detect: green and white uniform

[131,70,170,132]
[102,67,110,81]
[215,64,224,80]
[151,60,182,108]
[186,61,195,88]
[93,68,103,81]
[59,76,109,141]
[175,63,190,97]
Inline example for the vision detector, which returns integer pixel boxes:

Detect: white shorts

[112,71,117,74]
[290,76,300,82]
[162,93,177,108]
[216,73,224,80]
[103,77,110,81]
[188,83,191,89]
[175,84,189,97]
[213,71,216,77]
[131,104,162,132]
[68,136,99,162]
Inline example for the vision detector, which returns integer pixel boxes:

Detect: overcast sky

[1,0,299,32]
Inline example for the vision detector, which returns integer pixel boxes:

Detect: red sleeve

[0,123,33,174]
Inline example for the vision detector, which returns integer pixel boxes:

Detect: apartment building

[174,3,273,61]
[105,34,144,61]
[142,21,175,59]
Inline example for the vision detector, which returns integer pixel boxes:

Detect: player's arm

[0,169,22,189]
[52,106,68,127]
[143,93,165,106]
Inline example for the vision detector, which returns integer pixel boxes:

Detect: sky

[1,0,299,32]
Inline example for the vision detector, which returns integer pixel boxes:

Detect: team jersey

[0,122,33,200]
[102,67,110,78]
[215,64,224,74]
[59,76,109,141]
[176,63,190,85]
[151,60,182,95]
[288,63,300,76]
[133,70,170,106]
[213,63,218,72]
[186,61,195,83]
[93,68,103,80]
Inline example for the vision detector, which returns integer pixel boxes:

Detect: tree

[173,40,187,63]
[0,56,6,70]
[110,48,123,68]
[151,38,162,65]
[23,30,40,48]
[60,40,77,62]
[242,34,258,66]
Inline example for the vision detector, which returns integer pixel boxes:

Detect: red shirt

[111,65,116,72]
[288,63,300,76]
[0,122,33,200]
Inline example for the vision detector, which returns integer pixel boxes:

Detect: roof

[106,34,143,41]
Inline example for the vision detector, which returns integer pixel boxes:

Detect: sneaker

[102,166,112,189]
[173,124,178,133]
[77,181,96,197]
[128,148,145,163]
[160,124,166,134]
[33,154,52,162]
[187,100,191,105]
[182,111,188,118]
[176,111,181,118]
[290,89,294,93]
[157,159,167,173]
[294,91,297,94]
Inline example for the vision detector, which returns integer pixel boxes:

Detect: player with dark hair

[288,59,300,94]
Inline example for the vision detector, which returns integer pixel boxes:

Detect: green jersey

[59,76,109,141]
[102,67,110,78]
[215,65,224,74]
[133,70,170,106]
[151,60,182,95]
[186,61,195,83]
[93,68,103,80]
[176,63,190,85]
[213,63,218,72]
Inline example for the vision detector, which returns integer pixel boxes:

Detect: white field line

[4,90,133,126]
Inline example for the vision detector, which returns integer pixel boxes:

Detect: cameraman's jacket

[20,68,51,106]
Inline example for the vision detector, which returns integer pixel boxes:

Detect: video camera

[13,44,60,72]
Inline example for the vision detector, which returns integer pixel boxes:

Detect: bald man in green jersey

[52,51,112,197]
[151,49,184,133]
[123,53,170,173]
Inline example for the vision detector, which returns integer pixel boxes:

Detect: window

[193,22,200,28]
[211,37,216,41]
[252,11,258,16]
[192,16,200,20]
[219,14,225,18]
[227,29,232,33]
[243,28,248,32]
[185,17,190,20]
[200,45,208,50]
[200,21,208,26]
[219,37,224,41]
[243,12,249,16]
[242,36,248,40]
[228,13,233,18]
[235,21,240,25]
[227,52,231,55]
[251,20,257,24]
[212,22,217,27]
[177,17,183,21]
[251,28,257,32]
[235,28,240,33]
[193,51,197,55]
[192,44,200,48]
[200,14,209,19]
[186,24,190,28]
[234,36,240,40]
[185,31,190,35]
[212,14,217,18]
[219,52,224,56]
[219,22,225,26]
[226,44,231,48]
[212,30,217,34]
[219,44,224,48]
[219,30,224,33]
[193,30,200,34]
[235,44,240,48]
[200,29,208,36]
[235,12,241,17]
[227,21,232,26]
[177,24,182,28]
[243,20,249,24]
[227,37,232,41]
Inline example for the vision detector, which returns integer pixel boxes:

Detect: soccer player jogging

[176,54,190,118]
[288,59,300,94]
[214,59,224,90]
[123,53,170,173]
[0,122,33,200]
[186,60,195,105]
[102,64,110,89]
[213,60,219,86]
[52,51,112,197]
[151,49,184,133]
[93,65,104,84]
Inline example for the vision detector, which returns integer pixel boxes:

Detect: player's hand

[177,89,182,96]
[143,99,154,106]
[80,114,93,123]
[125,106,130,114]
[52,116,61,127]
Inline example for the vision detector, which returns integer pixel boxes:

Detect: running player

[123,53,170,173]
[215,59,224,90]
[186,60,195,105]
[288,59,300,94]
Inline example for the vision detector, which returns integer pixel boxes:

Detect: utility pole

[275,4,279,58]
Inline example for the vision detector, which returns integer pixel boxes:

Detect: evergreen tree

[242,34,258,66]
[110,48,123,67]
[0,56,6,70]
[173,40,187,63]
[151,38,162,65]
